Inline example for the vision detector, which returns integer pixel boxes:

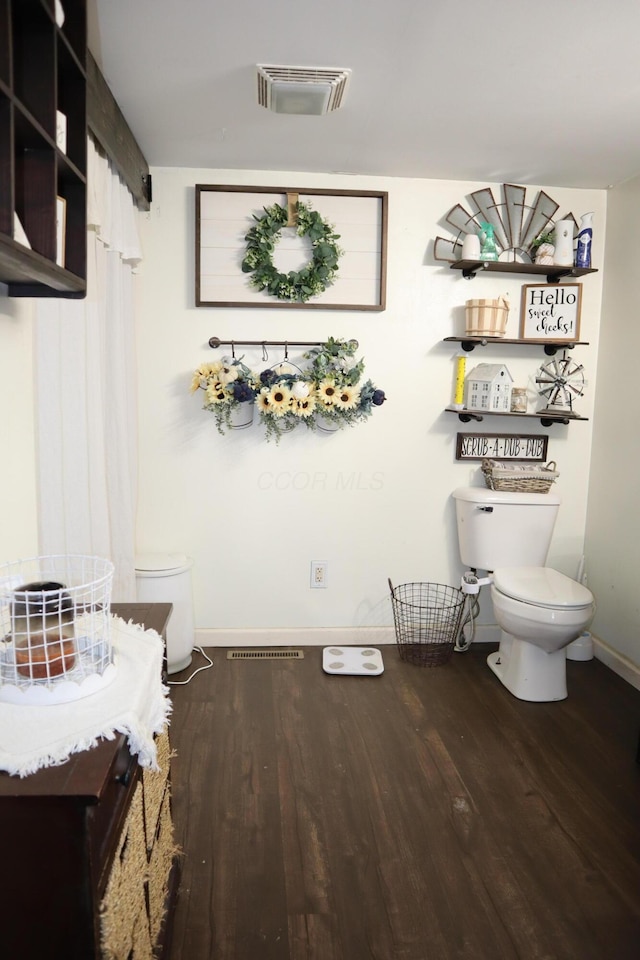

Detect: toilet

[452,487,595,702]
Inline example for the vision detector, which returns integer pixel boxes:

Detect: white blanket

[0,616,171,778]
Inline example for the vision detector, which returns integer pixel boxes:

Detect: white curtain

[34,138,142,600]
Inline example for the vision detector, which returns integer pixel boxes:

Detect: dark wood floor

[166,645,640,960]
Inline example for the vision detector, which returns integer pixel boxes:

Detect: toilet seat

[493,566,593,610]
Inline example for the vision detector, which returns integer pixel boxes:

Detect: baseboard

[195,625,397,648]
[196,622,501,649]
[593,635,640,691]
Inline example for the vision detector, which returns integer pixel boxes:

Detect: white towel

[0,616,171,778]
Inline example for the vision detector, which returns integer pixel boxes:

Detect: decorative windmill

[535,351,586,415]
[433,184,577,264]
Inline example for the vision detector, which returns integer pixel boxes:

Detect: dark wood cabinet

[0,0,87,296]
[0,602,178,960]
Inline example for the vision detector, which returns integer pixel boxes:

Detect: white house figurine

[464,363,513,412]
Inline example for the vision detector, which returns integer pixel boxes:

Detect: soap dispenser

[479,222,498,261]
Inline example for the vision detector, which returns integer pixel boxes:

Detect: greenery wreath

[241,201,342,303]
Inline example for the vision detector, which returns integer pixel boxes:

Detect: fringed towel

[0,616,171,778]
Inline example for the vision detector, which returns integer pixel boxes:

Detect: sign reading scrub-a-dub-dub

[456,433,549,462]
[520,283,582,342]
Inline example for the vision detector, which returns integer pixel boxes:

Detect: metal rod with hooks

[208,338,356,350]
[208,337,358,360]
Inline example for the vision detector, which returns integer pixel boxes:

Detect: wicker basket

[481,459,559,494]
[388,579,465,666]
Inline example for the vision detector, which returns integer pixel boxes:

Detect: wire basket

[481,459,559,494]
[388,579,466,667]
[0,555,116,704]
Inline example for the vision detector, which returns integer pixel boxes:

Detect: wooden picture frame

[456,433,549,462]
[195,185,388,310]
[520,283,582,342]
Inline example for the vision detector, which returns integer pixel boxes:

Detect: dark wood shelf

[445,406,588,427]
[450,259,598,284]
[443,336,589,356]
[0,231,85,295]
[0,0,87,297]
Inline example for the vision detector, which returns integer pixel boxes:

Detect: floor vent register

[226,649,305,660]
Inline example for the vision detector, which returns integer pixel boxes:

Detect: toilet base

[487,632,567,702]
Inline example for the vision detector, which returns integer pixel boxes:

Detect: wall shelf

[0,0,87,297]
[445,406,588,427]
[443,336,590,356]
[449,259,598,284]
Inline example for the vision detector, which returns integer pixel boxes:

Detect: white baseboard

[196,622,501,649]
[593,635,640,691]
[196,625,397,648]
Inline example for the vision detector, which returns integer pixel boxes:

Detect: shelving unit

[0,0,87,297]
[444,405,588,427]
[443,339,589,427]
[450,259,598,284]
[444,251,595,428]
[444,336,590,356]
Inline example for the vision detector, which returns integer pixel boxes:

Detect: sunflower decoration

[317,380,339,406]
[190,356,260,434]
[192,337,386,442]
[267,383,293,415]
[302,338,386,432]
[334,385,361,411]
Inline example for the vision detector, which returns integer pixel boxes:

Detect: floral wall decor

[196,186,388,310]
[190,337,386,443]
[241,201,342,303]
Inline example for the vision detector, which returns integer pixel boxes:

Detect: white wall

[585,174,640,678]
[0,295,39,559]
[136,168,606,646]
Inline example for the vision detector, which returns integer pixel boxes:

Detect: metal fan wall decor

[535,351,586,415]
[434,184,577,264]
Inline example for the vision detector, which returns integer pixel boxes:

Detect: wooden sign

[456,433,549,461]
[520,283,582,341]
[196,185,388,311]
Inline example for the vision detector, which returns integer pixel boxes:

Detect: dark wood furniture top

[0,601,173,959]
[0,601,172,799]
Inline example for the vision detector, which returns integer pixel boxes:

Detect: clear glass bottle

[511,388,528,413]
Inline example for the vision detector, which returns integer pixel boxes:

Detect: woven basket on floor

[481,459,559,494]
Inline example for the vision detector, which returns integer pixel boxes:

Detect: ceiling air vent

[257,64,352,115]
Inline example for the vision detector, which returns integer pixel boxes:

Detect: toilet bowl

[488,566,594,701]
[452,486,596,702]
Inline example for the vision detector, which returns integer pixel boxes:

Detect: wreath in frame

[241,201,342,303]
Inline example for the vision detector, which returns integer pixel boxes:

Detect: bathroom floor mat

[322,646,384,676]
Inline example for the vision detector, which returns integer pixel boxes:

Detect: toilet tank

[452,487,561,570]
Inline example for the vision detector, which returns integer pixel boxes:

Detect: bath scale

[322,646,384,676]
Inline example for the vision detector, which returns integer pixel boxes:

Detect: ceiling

[90,0,640,190]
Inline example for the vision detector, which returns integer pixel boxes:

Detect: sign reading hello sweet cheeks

[520,283,582,342]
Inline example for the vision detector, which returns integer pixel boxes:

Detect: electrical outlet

[310,561,327,589]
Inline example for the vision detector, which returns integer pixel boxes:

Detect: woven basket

[481,459,559,494]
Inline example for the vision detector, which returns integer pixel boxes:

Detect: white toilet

[452,487,595,702]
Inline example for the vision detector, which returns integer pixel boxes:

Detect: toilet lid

[493,567,593,609]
